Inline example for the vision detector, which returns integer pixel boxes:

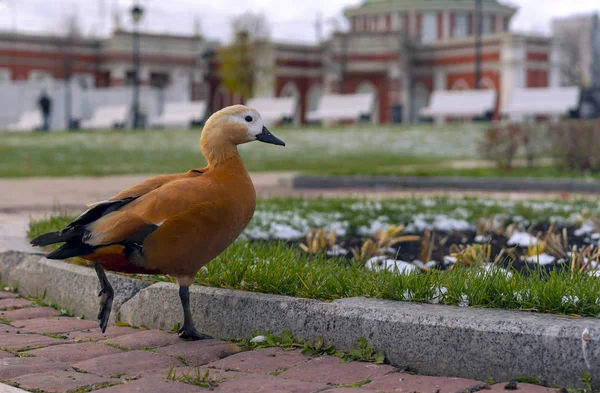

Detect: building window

[422,12,437,43]
[482,14,492,35]
[454,12,468,38]
[150,72,170,89]
[377,14,386,31]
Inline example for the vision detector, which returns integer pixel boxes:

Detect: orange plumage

[31,105,285,338]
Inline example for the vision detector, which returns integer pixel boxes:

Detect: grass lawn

[29,196,600,318]
[0,124,483,177]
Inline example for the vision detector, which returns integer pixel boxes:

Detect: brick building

[0,0,560,126]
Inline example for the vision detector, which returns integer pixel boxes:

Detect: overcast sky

[0,0,598,43]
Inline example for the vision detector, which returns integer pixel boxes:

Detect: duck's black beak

[256,126,285,146]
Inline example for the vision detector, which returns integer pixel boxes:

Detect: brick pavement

[0,291,565,393]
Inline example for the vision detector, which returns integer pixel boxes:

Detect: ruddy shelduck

[31,105,285,340]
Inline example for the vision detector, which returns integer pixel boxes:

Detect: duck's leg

[177,285,212,340]
[94,264,114,333]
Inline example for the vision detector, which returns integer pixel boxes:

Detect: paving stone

[0,351,14,359]
[207,347,310,374]
[0,357,70,379]
[24,342,122,363]
[93,378,204,392]
[157,339,241,366]
[72,350,184,377]
[12,369,113,393]
[0,324,19,334]
[0,333,63,350]
[321,389,372,393]
[0,307,61,321]
[0,292,18,300]
[212,374,328,393]
[278,356,395,385]
[364,372,487,393]
[488,383,560,393]
[13,317,97,333]
[64,326,138,342]
[0,298,32,310]
[130,366,239,384]
[105,329,181,350]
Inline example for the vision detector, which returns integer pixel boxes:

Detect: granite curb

[0,251,147,325]
[1,251,599,388]
[292,175,600,193]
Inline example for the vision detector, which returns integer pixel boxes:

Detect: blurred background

[0,0,599,180]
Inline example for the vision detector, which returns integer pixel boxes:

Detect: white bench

[80,105,130,130]
[246,97,297,126]
[420,90,497,120]
[306,93,375,124]
[149,101,207,129]
[6,110,43,132]
[502,87,580,119]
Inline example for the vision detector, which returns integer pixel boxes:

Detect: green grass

[0,124,482,178]
[29,196,600,318]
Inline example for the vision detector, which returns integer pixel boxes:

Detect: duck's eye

[245,115,253,122]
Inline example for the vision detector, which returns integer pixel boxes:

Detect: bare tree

[218,11,273,100]
[231,11,271,42]
[557,28,585,86]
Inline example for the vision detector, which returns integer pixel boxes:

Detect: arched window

[280,81,300,98]
[356,80,379,124]
[306,83,323,112]
[451,79,470,91]
[479,77,496,90]
[411,82,429,123]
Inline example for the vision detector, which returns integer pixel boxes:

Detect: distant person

[38,91,52,131]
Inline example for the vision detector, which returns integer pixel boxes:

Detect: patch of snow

[250,335,266,343]
[507,232,538,247]
[431,287,448,304]
[561,296,580,305]
[592,233,600,240]
[458,294,470,307]
[422,199,437,207]
[474,235,489,244]
[443,256,457,265]
[589,270,600,277]
[271,224,304,240]
[525,253,556,266]
[364,256,417,274]
[358,218,390,236]
[403,290,413,301]
[575,221,596,237]
[479,264,513,278]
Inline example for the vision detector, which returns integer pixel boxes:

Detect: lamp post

[474,0,483,89]
[130,3,144,128]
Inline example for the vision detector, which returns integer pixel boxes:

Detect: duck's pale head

[201,105,286,150]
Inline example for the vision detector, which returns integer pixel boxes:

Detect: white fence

[0,78,191,131]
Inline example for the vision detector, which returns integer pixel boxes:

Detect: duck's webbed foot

[94,264,114,333]
[177,285,213,341]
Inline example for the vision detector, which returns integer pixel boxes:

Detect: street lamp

[474,0,483,89]
[130,3,144,128]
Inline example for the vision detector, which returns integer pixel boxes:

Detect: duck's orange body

[83,158,256,279]
[31,105,285,338]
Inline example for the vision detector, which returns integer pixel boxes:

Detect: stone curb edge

[291,175,600,193]
[1,251,598,388]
